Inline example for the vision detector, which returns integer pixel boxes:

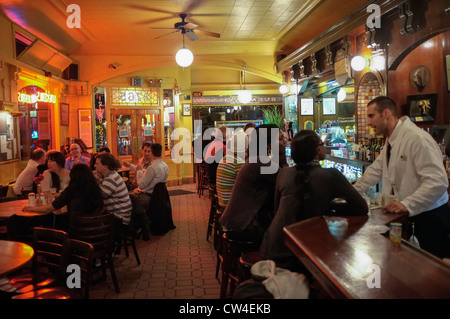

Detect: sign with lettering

[18,92,57,104]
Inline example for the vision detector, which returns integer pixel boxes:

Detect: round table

[0,240,34,277]
[0,199,44,218]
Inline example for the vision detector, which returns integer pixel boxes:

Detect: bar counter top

[284,209,450,299]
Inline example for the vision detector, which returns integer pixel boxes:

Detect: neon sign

[18,92,56,104]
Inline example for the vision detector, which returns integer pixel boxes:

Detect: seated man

[122,141,152,185]
[14,148,46,195]
[95,153,133,226]
[131,143,168,240]
[65,143,90,170]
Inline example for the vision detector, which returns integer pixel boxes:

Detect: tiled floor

[89,183,221,299]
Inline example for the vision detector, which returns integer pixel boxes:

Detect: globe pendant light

[237,70,252,104]
[175,33,193,67]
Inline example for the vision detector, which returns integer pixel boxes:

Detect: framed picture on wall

[78,109,93,148]
[407,94,438,123]
[323,98,336,115]
[300,98,314,115]
[182,103,191,116]
[60,103,69,126]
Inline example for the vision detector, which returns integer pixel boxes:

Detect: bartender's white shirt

[354,116,448,217]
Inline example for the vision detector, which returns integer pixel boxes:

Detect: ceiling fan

[151,13,220,41]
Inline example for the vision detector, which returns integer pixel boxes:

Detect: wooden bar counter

[284,209,450,299]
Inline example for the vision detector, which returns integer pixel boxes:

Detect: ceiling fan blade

[184,22,198,29]
[136,17,173,25]
[195,29,220,38]
[125,5,173,15]
[185,30,199,41]
[154,30,179,40]
[149,27,176,30]
[183,0,208,14]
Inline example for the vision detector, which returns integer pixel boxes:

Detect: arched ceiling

[0,0,372,84]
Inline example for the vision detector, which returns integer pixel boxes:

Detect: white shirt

[127,157,151,184]
[138,159,169,195]
[354,116,448,217]
[13,160,39,194]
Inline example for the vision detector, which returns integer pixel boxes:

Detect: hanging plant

[262,106,283,128]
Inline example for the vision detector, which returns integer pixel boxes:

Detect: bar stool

[219,232,259,299]
[206,190,218,241]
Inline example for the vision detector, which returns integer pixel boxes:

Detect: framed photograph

[323,98,336,115]
[78,109,93,148]
[407,94,438,123]
[182,103,191,116]
[60,103,69,126]
[300,98,314,116]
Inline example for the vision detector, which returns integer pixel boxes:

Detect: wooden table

[0,240,34,276]
[0,200,46,218]
[284,209,450,299]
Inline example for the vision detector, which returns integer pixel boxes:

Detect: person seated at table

[259,130,368,262]
[131,143,168,240]
[95,153,132,227]
[219,124,287,246]
[23,163,104,234]
[40,150,70,193]
[216,131,247,209]
[65,143,90,170]
[13,148,46,195]
[122,141,152,186]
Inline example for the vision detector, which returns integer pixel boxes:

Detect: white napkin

[250,260,309,299]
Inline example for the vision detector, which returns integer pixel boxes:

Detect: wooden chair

[117,221,141,265]
[71,213,120,293]
[0,227,69,295]
[219,232,259,299]
[12,238,94,299]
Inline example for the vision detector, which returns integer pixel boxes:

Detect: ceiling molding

[275,0,406,73]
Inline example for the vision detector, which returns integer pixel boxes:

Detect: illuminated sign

[18,92,57,104]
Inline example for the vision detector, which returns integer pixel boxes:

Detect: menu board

[323,98,336,115]
[300,98,314,115]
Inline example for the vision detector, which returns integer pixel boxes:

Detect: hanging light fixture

[175,31,193,67]
[237,70,252,104]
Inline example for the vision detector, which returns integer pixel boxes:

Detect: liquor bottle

[371,138,378,162]
[366,138,372,162]
[374,139,381,159]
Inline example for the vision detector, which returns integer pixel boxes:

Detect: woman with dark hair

[259,130,368,261]
[219,124,287,245]
[23,163,104,234]
[40,150,70,193]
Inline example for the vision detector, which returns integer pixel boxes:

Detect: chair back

[32,227,69,279]
[72,213,115,258]
[66,238,94,299]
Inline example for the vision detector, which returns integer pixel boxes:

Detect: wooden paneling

[388,31,450,128]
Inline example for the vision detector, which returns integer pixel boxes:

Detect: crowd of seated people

[18,141,173,243]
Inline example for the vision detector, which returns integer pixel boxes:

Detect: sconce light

[351,53,386,72]
[158,79,163,83]
[370,55,385,71]
[350,56,367,71]
[337,88,346,102]
[279,84,289,94]
[289,83,300,95]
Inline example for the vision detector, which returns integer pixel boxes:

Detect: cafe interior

[0,0,449,302]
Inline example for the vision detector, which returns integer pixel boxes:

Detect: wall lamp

[351,54,385,72]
